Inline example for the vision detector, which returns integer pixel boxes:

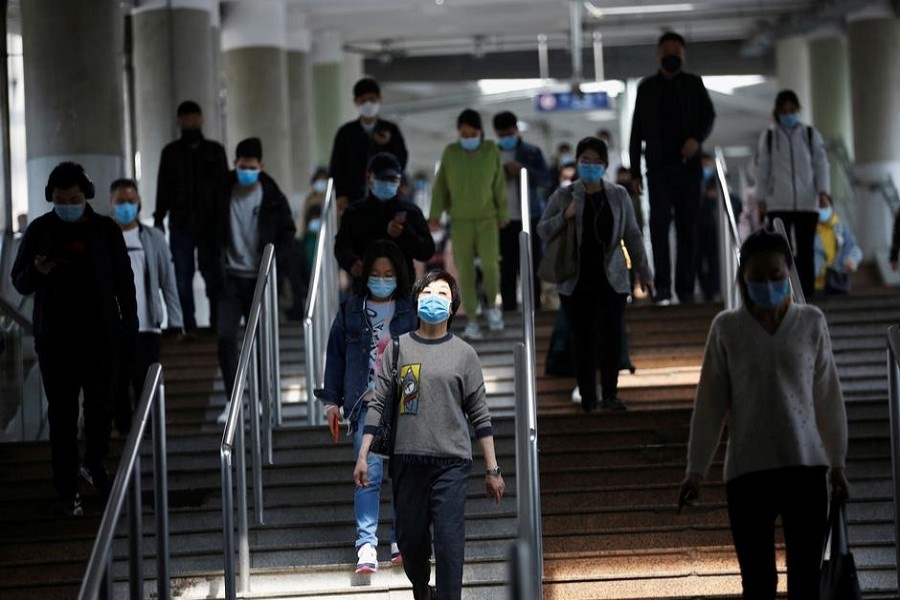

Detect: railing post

[887,328,900,592]
[152,382,170,600]
[128,452,143,600]
[304,317,317,426]
[220,446,235,600]
[269,260,283,429]
[249,340,264,526]
[772,217,806,305]
[260,279,274,466]
[236,401,251,593]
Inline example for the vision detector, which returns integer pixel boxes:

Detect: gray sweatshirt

[364,332,493,461]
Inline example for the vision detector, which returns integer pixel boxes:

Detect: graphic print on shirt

[366,302,394,395]
[399,364,421,415]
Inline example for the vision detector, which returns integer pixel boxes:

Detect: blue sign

[535,91,610,112]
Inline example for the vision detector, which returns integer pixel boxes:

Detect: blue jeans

[353,404,396,549]
[169,229,199,330]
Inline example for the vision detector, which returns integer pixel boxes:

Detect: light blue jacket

[137,224,184,330]
[815,216,863,276]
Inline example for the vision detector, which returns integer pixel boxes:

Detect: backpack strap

[807,125,814,154]
[766,128,773,157]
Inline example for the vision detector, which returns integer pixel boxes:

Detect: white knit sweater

[686,303,848,482]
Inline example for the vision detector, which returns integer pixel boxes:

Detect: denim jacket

[314,294,417,424]
[514,140,552,217]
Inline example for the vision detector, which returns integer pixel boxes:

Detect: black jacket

[334,194,435,282]
[154,132,229,233]
[328,119,409,201]
[11,204,138,350]
[891,213,900,263]
[205,171,296,288]
[629,71,715,177]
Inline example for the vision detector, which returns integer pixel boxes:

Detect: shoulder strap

[807,125,814,154]
[391,336,400,374]
[766,129,773,157]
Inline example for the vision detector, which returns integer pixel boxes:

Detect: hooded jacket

[755,122,830,213]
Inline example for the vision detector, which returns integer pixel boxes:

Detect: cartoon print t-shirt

[364,298,395,401]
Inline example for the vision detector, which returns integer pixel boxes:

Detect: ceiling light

[701,75,766,95]
[584,2,694,18]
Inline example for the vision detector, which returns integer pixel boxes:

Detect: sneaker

[571,386,581,403]
[355,543,378,574]
[55,493,83,517]
[462,321,483,340]
[390,542,403,565]
[486,307,504,332]
[216,403,230,424]
[600,397,628,411]
[79,464,111,502]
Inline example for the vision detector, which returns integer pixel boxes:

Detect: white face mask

[358,101,380,119]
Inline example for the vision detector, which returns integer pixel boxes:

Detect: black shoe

[580,398,597,413]
[79,464,112,503]
[54,493,83,517]
[600,397,628,411]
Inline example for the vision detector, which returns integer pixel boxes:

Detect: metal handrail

[79,364,169,600]
[513,167,543,596]
[772,217,807,305]
[220,243,280,599]
[0,293,31,334]
[303,178,339,426]
[886,326,900,593]
[714,147,741,310]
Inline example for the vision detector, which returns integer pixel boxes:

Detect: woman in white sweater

[679,229,849,599]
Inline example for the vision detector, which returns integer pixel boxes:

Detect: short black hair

[411,270,462,328]
[575,136,610,165]
[737,229,795,306]
[353,77,381,99]
[616,166,630,175]
[658,31,686,47]
[110,178,138,194]
[177,100,202,117]
[773,89,801,121]
[46,162,94,199]
[235,137,263,160]
[557,142,572,152]
[457,108,482,131]
[310,166,329,184]
[492,111,518,131]
[359,239,411,299]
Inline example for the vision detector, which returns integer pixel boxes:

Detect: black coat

[328,119,408,202]
[11,204,138,350]
[334,194,435,283]
[154,133,229,233]
[629,71,715,177]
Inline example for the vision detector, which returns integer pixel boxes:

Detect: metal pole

[592,31,604,82]
[128,452,143,600]
[249,340,264,525]
[220,448,235,600]
[0,0,14,235]
[236,402,250,593]
[270,260,283,428]
[260,280,273,466]
[569,0,583,82]
[537,34,549,80]
[887,329,900,592]
[153,382,170,600]
[304,317,317,426]
[104,550,113,600]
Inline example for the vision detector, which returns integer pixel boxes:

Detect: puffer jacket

[755,123,830,213]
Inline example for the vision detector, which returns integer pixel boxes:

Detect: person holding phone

[315,240,417,573]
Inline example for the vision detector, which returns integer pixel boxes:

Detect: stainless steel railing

[771,217,807,305]
[513,167,543,596]
[220,243,281,599]
[79,364,170,600]
[886,326,900,592]
[714,147,742,310]
[303,178,339,426]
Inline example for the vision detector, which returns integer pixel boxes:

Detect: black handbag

[825,268,851,295]
[820,494,862,600]
[368,336,400,459]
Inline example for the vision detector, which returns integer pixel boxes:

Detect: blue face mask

[818,206,833,223]
[497,135,518,150]
[54,203,85,223]
[312,180,328,194]
[560,154,576,166]
[307,218,321,233]
[372,180,400,201]
[368,276,397,298]
[702,166,716,182]
[746,279,791,308]
[577,163,606,184]
[459,136,481,152]
[779,113,799,128]
[417,295,451,324]
[237,168,260,186]
[113,202,138,225]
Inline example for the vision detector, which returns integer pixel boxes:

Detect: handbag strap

[391,335,400,377]
[823,492,850,560]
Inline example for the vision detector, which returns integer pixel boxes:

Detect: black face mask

[181,128,202,143]
[661,55,683,74]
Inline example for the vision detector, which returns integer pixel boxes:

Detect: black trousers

[217,275,256,399]
[726,466,828,600]
[696,222,720,302]
[648,171,702,302]
[38,342,116,501]
[499,219,543,311]
[768,211,818,300]
[113,332,161,435]
[559,281,627,404]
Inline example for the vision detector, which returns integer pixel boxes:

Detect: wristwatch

[486,466,502,477]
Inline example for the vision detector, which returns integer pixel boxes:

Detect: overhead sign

[535,91,610,112]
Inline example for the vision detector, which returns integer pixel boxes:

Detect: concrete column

[312,30,344,166]
[775,35,813,123]
[221,0,292,191]
[809,34,854,157]
[21,0,125,223]
[340,53,365,123]
[848,16,900,270]
[286,9,316,212]
[132,0,218,219]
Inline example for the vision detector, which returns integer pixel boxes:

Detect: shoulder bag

[368,336,401,459]
[538,194,577,284]
[820,493,862,600]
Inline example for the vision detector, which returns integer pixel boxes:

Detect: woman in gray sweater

[354,270,505,600]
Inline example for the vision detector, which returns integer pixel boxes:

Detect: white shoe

[356,543,378,574]
[571,387,581,403]
[462,321,483,340]
[216,403,230,424]
[486,307,504,332]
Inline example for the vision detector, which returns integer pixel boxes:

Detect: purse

[368,336,401,459]
[820,494,862,600]
[537,196,577,284]
[825,268,851,295]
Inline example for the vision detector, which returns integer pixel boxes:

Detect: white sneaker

[462,321,483,340]
[486,307,505,332]
[571,386,581,403]
[356,543,378,574]
[216,403,230,424]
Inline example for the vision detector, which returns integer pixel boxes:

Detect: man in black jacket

[334,152,434,289]
[11,162,138,515]
[629,32,715,304]
[205,138,296,412]
[328,78,408,215]
[153,100,229,331]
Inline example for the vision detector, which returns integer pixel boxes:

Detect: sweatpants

[726,466,828,600]
[114,332,161,435]
[392,458,472,600]
[451,219,500,317]
[768,211,818,301]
